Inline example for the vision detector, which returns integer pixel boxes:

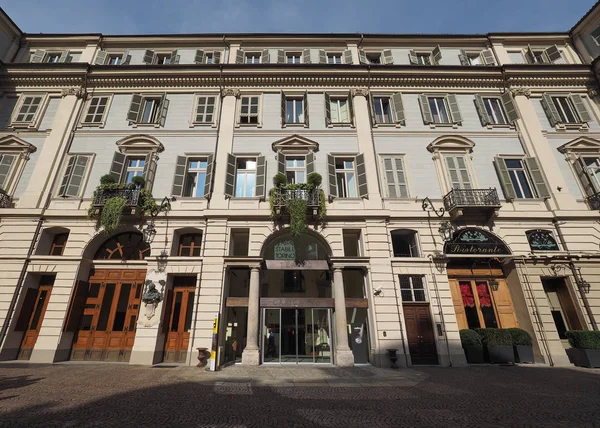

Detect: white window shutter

[142,153,157,190]
[544,45,562,63]
[432,45,442,64]
[277,151,285,175]
[277,49,285,64]
[458,50,470,66]
[391,93,405,123]
[303,91,309,126]
[121,50,131,65]
[58,50,70,63]
[446,94,462,123]
[327,154,337,198]
[446,155,471,189]
[358,49,367,64]
[541,93,561,126]
[280,92,286,126]
[343,50,353,64]
[261,49,270,64]
[494,157,517,200]
[408,50,418,65]
[302,49,311,64]
[94,51,108,65]
[194,49,205,64]
[382,49,393,65]
[159,96,170,126]
[203,153,215,199]
[66,155,90,197]
[235,49,244,64]
[224,154,236,198]
[474,95,491,126]
[525,157,550,199]
[418,94,433,124]
[255,156,266,199]
[0,154,15,191]
[171,155,187,197]
[170,50,180,65]
[109,152,126,183]
[480,49,496,65]
[573,157,597,197]
[143,49,156,64]
[127,94,143,123]
[213,52,221,64]
[324,93,332,125]
[356,154,368,198]
[318,49,327,64]
[58,155,76,197]
[501,92,520,123]
[525,45,536,64]
[569,94,592,123]
[31,50,46,63]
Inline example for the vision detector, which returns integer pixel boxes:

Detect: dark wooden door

[16,276,54,360]
[163,278,196,363]
[403,304,438,365]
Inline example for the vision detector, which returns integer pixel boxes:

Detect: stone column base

[335,348,355,367]
[241,347,260,365]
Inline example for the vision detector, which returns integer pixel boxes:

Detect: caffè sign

[444,228,511,256]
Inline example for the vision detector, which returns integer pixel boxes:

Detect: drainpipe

[428,257,452,367]
[391,276,409,368]
[206,64,225,211]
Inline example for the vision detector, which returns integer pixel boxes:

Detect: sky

[1,0,597,35]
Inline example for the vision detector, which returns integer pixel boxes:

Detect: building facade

[0,4,599,368]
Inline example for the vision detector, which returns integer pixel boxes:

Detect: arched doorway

[69,232,149,362]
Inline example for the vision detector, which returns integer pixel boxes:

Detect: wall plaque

[526,230,559,251]
[443,228,511,256]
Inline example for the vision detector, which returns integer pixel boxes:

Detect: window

[391,230,419,257]
[235,158,257,197]
[445,155,472,190]
[284,97,304,124]
[12,95,44,126]
[474,93,519,126]
[504,159,535,198]
[366,53,381,64]
[373,97,393,124]
[0,137,36,195]
[526,45,562,64]
[552,97,579,124]
[83,96,110,125]
[229,229,250,256]
[94,51,130,66]
[399,276,426,302]
[50,233,69,256]
[108,55,122,65]
[127,94,169,126]
[583,157,600,192]
[286,53,301,64]
[592,26,600,46]
[245,53,261,64]
[326,94,352,124]
[184,158,208,197]
[343,230,362,257]
[495,156,549,200]
[31,49,68,64]
[0,153,16,191]
[205,53,214,64]
[47,54,61,63]
[194,50,221,64]
[416,53,431,65]
[419,94,461,125]
[178,233,202,256]
[284,271,304,292]
[142,50,179,65]
[410,47,441,65]
[194,95,216,124]
[124,157,145,184]
[285,157,306,184]
[239,96,260,124]
[140,98,162,124]
[156,53,171,65]
[381,157,409,198]
[459,280,498,329]
[58,154,92,198]
[335,158,357,198]
[429,97,450,124]
[327,53,342,64]
[541,94,591,127]
[459,49,496,66]
[482,98,507,125]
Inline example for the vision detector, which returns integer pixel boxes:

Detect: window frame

[0,137,37,196]
[56,153,95,198]
[234,156,258,198]
[583,156,600,193]
[391,230,420,257]
[503,157,538,199]
[10,93,49,129]
[236,94,262,127]
[80,95,113,128]
[183,157,209,198]
[415,52,433,65]
[283,93,306,126]
[398,275,428,302]
[551,95,580,124]
[50,232,69,256]
[285,52,302,64]
[427,96,451,124]
[380,155,411,199]
[245,52,262,64]
[155,52,173,65]
[481,96,508,126]
[329,96,351,125]
[334,157,358,198]
[190,93,219,127]
[178,233,203,257]
[285,155,307,184]
[128,93,169,128]
[326,52,343,64]
[372,96,394,124]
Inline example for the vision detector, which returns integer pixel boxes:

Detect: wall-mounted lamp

[490,279,500,292]
[438,220,454,242]
[157,250,169,273]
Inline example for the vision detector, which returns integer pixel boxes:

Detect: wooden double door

[16,276,55,360]
[70,269,145,362]
[163,277,196,363]
[403,304,438,365]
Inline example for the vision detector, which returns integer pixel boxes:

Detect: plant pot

[486,345,515,364]
[463,345,485,364]
[514,345,534,363]
[566,348,600,368]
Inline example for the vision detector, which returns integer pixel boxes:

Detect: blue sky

[2,0,597,34]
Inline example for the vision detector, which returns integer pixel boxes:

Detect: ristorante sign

[443,228,511,256]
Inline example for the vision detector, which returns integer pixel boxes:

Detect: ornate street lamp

[422,197,454,242]
[142,221,157,244]
[142,196,172,245]
[438,220,454,242]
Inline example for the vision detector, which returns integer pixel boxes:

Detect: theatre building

[0,4,599,368]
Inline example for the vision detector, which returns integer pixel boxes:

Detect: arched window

[94,232,150,260]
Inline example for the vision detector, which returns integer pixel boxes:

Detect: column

[333,267,354,367]
[241,266,260,365]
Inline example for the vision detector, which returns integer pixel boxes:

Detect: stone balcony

[271,188,322,217]
[443,188,501,220]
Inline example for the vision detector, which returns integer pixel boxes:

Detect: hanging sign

[443,228,511,256]
[526,230,559,251]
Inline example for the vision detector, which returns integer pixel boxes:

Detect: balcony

[92,187,142,212]
[588,192,600,211]
[0,189,12,208]
[443,188,501,219]
[271,188,322,216]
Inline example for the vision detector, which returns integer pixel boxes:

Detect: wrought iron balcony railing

[0,189,12,208]
[443,188,501,212]
[272,188,321,209]
[588,192,600,211]
[92,187,141,208]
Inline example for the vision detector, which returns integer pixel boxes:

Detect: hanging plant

[288,197,308,237]
[100,196,127,233]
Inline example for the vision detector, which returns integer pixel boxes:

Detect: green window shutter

[544,45,562,63]
[255,155,266,199]
[213,52,221,64]
[31,50,46,63]
[306,152,315,175]
[501,92,520,123]
[170,50,180,65]
[194,49,205,64]
[573,157,597,197]
[327,154,337,198]
[474,94,491,126]
[343,50,353,64]
[418,94,433,124]
[459,50,470,66]
[261,49,270,64]
[391,93,405,123]
[356,154,368,198]
[303,91,309,126]
[225,154,236,198]
[446,155,471,189]
[368,93,376,125]
[0,154,15,191]
[143,49,155,64]
[109,152,126,183]
[127,94,143,123]
[525,157,550,199]
[58,155,76,196]
[277,49,285,64]
[318,50,327,64]
[358,49,367,64]
[281,92,286,126]
[569,94,592,123]
[480,49,495,65]
[347,91,354,125]
[324,93,332,125]
[66,155,90,197]
[541,93,561,126]
[171,155,187,197]
[159,96,170,126]
[121,50,131,65]
[277,151,285,175]
[235,49,244,64]
[382,49,393,64]
[382,157,408,198]
[94,51,108,65]
[493,157,517,200]
[203,153,215,199]
[302,49,311,64]
[432,45,442,64]
[142,153,157,190]
[408,50,418,65]
[58,50,70,63]
[447,94,462,123]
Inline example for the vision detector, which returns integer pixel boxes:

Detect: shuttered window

[445,155,472,189]
[172,154,214,199]
[504,159,536,198]
[58,154,92,198]
[239,96,260,124]
[194,96,216,124]
[494,156,550,200]
[381,157,409,198]
[335,158,358,198]
[327,53,343,64]
[483,98,507,125]
[236,158,257,197]
[583,157,600,193]
[83,96,110,124]
[373,97,393,123]
[0,154,16,191]
[541,94,592,126]
[127,94,169,126]
[13,96,44,125]
[325,93,353,125]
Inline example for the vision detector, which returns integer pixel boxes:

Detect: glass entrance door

[262,308,332,364]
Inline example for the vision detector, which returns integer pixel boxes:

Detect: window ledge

[485,124,514,130]
[555,123,589,132]
[327,122,354,128]
[230,196,264,201]
[131,122,161,128]
[428,123,459,129]
[190,122,218,128]
[282,123,308,128]
[236,123,263,128]
[79,122,106,128]
[373,123,402,128]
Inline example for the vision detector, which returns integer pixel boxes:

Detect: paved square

[0,363,599,427]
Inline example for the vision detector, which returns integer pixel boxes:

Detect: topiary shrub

[100,196,127,234]
[273,173,287,188]
[307,172,322,188]
[507,328,533,346]
[131,175,145,188]
[474,328,513,347]
[100,174,117,186]
[460,329,482,347]
[566,331,600,350]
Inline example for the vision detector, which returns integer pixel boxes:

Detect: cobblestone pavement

[0,362,599,427]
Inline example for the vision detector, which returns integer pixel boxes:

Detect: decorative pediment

[271,134,319,154]
[427,135,475,153]
[0,135,37,154]
[116,134,164,153]
[557,137,600,154]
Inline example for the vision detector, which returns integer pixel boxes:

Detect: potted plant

[565,330,600,368]
[475,328,514,364]
[131,175,145,189]
[460,329,484,364]
[508,328,534,363]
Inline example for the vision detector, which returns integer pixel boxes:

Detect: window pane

[96,283,116,331]
[235,173,246,197]
[476,282,498,328]
[194,173,206,197]
[460,282,481,329]
[29,290,48,330]
[346,172,357,197]
[245,173,256,197]
[184,292,195,332]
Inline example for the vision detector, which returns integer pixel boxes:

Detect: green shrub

[131,176,145,188]
[474,328,513,347]
[460,329,482,347]
[100,197,127,233]
[273,173,287,188]
[307,172,322,188]
[100,174,117,186]
[566,330,600,350]
[507,328,533,346]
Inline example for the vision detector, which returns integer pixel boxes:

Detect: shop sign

[526,230,560,251]
[444,228,511,256]
[274,240,296,260]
